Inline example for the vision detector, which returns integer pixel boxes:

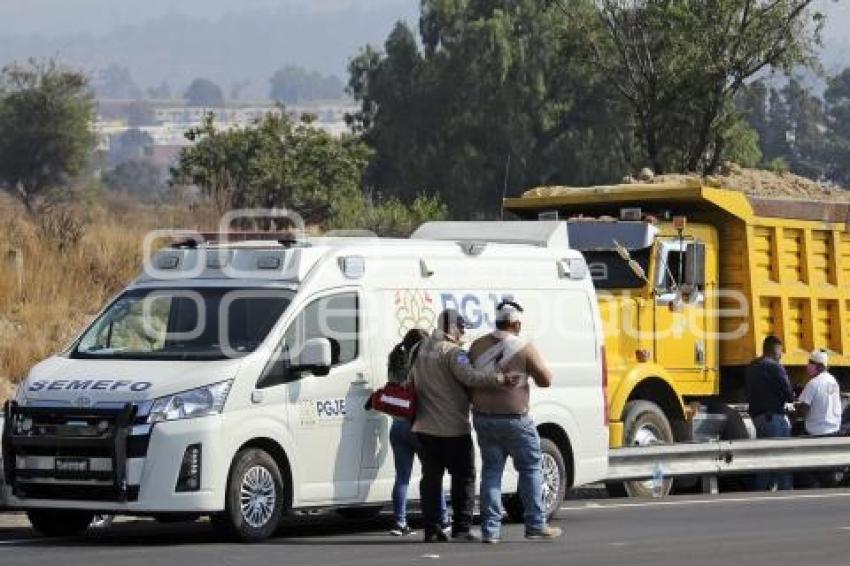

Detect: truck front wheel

[27,510,94,537]
[615,400,675,498]
[214,448,286,542]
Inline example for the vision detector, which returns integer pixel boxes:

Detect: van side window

[284,293,359,365]
[259,292,360,388]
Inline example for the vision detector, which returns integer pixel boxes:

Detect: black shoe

[451,531,481,543]
[525,526,563,540]
[424,530,449,543]
[390,523,414,536]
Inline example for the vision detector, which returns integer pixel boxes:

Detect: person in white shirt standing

[797,349,842,437]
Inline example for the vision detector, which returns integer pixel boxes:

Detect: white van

[1,222,608,541]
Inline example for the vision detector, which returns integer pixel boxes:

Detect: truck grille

[2,402,143,502]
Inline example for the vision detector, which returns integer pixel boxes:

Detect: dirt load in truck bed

[524,163,850,202]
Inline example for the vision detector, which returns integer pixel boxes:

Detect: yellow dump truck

[505,180,850,494]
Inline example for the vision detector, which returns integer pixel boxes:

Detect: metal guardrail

[608,436,850,482]
[2,413,849,510]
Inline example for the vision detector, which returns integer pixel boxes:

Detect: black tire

[27,510,94,537]
[503,437,567,524]
[617,400,675,498]
[153,513,201,524]
[335,505,384,521]
[214,448,286,542]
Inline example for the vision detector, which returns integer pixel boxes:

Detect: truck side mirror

[685,242,706,290]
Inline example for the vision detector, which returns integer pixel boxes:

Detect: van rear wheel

[215,448,285,542]
[503,438,567,523]
[27,510,94,537]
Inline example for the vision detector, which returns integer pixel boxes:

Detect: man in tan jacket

[412,308,513,543]
[468,301,562,543]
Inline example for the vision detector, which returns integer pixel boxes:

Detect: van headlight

[148,380,233,423]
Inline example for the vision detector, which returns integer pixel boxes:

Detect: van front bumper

[2,401,227,513]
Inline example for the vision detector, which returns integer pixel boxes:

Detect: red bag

[370,382,416,420]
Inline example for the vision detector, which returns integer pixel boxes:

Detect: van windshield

[73,288,293,360]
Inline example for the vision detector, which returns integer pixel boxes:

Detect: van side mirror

[294,337,333,377]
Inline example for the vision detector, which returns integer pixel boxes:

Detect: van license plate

[55,457,90,473]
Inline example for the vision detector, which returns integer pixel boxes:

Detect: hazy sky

[0,0,846,98]
[0,0,844,36]
[0,1,418,36]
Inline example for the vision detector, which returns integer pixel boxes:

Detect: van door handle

[352,372,369,386]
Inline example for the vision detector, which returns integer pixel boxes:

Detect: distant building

[94,98,357,170]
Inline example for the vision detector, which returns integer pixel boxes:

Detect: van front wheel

[215,448,285,542]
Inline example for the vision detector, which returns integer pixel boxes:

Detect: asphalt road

[2,490,850,566]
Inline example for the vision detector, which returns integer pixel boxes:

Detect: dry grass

[0,193,221,401]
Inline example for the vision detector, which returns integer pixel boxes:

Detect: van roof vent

[411,221,569,248]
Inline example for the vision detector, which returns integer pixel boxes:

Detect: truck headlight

[148,380,233,423]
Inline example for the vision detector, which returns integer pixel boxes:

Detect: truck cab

[507,180,850,496]
[565,217,719,453]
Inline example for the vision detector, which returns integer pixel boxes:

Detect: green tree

[0,59,96,215]
[269,66,344,104]
[331,193,447,236]
[348,4,630,217]
[95,64,141,99]
[146,81,172,100]
[184,78,225,107]
[781,78,828,179]
[108,128,154,164]
[581,0,824,173]
[103,160,165,201]
[171,112,443,232]
[824,67,850,185]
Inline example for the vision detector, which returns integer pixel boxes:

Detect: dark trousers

[416,432,475,535]
[752,413,793,491]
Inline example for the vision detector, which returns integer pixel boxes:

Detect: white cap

[809,349,828,367]
[495,302,523,324]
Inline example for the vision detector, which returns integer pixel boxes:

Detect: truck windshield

[73,288,292,360]
[583,248,651,289]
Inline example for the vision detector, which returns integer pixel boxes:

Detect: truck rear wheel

[214,448,286,542]
[27,510,94,537]
[613,400,675,498]
[503,438,567,523]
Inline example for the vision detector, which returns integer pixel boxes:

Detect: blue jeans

[473,413,546,539]
[389,419,447,527]
[752,413,793,491]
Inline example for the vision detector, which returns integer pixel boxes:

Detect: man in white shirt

[797,349,843,436]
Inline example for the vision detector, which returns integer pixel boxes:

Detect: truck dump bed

[505,181,850,369]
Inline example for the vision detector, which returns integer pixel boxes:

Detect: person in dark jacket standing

[412,309,513,543]
[385,329,448,536]
[745,335,794,490]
